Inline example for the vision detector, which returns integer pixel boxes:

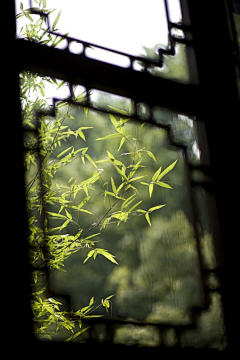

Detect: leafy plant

[19,0,178,341]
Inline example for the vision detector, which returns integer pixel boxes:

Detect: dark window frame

[5,0,239,356]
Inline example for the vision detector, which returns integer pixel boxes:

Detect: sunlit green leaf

[149,183,154,197]
[85,233,100,240]
[96,133,122,141]
[65,209,72,219]
[108,106,128,116]
[146,150,157,162]
[136,209,146,214]
[112,211,128,224]
[129,175,146,183]
[59,219,71,230]
[156,181,173,189]
[148,204,166,212]
[157,160,178,181]
[100,217,110,230]
[121,194,135,210]
[57,146,73,158]
[84,107,88,118]
[128,200,142,213]
[24,11,33,21]
[78,129,86,141]
[96,248,119,264]
[47,212,68,220]
[145,212,151,226]
[64,326,90,342]
[109,113,119,129]
[78,208,93,215]
[104,190,125,200]
[114,165,128,181]
[39,86,45,97]
[78,196,91,209]
[52,11,61,30]
[118,136,126,151]
[152,166,162,182]
[56,80,66,89]
[85,154,97,168]
[140,182,149,186]
[111,177,117,193]
[116,182,125,193]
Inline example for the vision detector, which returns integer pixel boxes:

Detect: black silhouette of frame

[5,0,240,357]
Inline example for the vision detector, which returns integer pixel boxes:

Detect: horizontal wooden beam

[17,39,199,116]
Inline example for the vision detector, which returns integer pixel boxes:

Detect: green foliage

[19,1,178,342]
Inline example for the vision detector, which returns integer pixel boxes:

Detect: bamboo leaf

[56,80,66,89]
[75,91,86,102]
[78,196,91,209]
[78,208,93,215]
[106,150,115,161]
[129,100,133,115]
[109,113,119,129]
[65,209,72,219]
[152,166,162,182]
[114,165,128,181]
[85,233,100,240]
[52,11,61,30]
[149,183,154,197]
[146,150,157,162]
[136,209,146,214]
[79,127,93,130]
[111,177,117,193]
[112,211,128,224]
[83,249,95,263]
[59,219,71,230]
[108,106,128,116]
[121,194,135,210]
[82,147,88,155]
[78,129,86,141]
[47,212,68,220]
[57,146,73,158]
[96,133,122,141]
[64,326,90,342]
[145,212,151,226]
[96,249,119,264]
[157,160,178,181]
[105,191,125,200]
[129,200,143,213]
[156,181,173,189]
[85,154,97,168]
[148,204,166,212]
[129,175,146,183]
[24,11,33,21]
[101,299,110,311]
[89,297,94,306]
[100,218,110,230]
[39,86,45,97]
[140,182,149,186]
[118,136,126,151]
[116,182,125,193]
[84,107,88,118]
[106,151,124,166]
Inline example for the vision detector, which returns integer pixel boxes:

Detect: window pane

[15,0,189,82]
[22,73,227,348]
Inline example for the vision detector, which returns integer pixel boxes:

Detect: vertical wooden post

[5,0,34,348]
[182,0,239,351]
